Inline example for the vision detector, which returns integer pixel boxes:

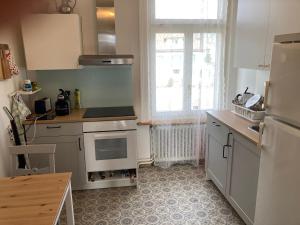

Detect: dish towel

[11,93,31,144]
[5,49,19,75]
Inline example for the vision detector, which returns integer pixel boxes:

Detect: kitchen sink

[248,125,260,133]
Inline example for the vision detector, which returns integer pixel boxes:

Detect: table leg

[65,182,75,225]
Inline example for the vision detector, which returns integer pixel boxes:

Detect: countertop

[207,110,259,145]
[24,108,138,125]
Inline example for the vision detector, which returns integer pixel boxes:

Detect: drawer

[25,123,83,138]
[207,115,230,145]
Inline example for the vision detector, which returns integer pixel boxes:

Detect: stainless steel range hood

[79,0,133,66]
[79,54,133,65]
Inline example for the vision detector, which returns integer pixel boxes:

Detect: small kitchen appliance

[55,89,71,116]
[35,97,52,115]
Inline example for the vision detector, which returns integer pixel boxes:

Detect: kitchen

[0,0,299,225]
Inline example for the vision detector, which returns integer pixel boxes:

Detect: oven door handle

[92,131,129,139]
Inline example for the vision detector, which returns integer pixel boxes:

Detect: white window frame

[149,0,227,119]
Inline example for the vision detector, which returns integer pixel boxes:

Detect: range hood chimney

[79,0,133,65]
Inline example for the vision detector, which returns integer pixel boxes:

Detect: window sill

[137,118,206,126]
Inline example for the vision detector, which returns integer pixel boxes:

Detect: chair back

[9,144,56,176]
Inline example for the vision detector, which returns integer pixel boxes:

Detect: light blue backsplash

[35,66,133,108]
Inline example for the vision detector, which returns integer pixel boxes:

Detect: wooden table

[0,173,75,225]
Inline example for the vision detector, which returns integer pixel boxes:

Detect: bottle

[74,88,81,109]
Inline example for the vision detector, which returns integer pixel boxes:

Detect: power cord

[26,114,47,144]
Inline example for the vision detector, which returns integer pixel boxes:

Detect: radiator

[150,124,206,164]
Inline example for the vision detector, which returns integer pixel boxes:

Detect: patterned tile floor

[61,165,245,225]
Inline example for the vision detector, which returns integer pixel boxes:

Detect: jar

[23,80,32,92]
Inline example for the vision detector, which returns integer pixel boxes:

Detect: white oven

[83,120,137,172]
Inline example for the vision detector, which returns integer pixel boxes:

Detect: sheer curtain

[140,0,229,168]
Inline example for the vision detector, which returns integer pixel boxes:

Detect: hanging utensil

[3,106,26,168]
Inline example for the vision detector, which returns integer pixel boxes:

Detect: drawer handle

[212,123,221,127]
[46,125,62,129]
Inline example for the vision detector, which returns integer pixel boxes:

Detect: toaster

[35,97,52,114]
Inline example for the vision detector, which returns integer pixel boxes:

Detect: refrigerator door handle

[263,81,270,110]
[258,122,265,150]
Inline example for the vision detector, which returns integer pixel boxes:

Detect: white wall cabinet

[264,0,300,65]
[206,114,260,225]
[234,0,300,70]
[21,14,82,70]
[234,0,271,70]
[25,123,86,190]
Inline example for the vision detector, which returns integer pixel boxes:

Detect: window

[150,0,227,117]
[155,0,219,20]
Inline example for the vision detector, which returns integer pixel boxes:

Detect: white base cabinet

[206,114,260,225]
[206,115,230,195]
[31,135,86,190]
[227,131,260,225]
[25,123,86,190]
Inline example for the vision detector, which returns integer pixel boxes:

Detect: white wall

[1,1,151,166]
[236,68,270,96]
[51,0,151,161]
[0,24,25,177]
[114,0,151,161]
[72,0,141,115]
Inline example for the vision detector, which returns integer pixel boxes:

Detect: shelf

[10,88,41,97]
[86,177,137,189]
[86,169,137,189]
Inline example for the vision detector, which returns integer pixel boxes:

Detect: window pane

[155,0,218,19]
[155,33,184,112]
[192,33,217,110]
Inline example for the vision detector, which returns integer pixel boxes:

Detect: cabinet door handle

[212,123,221,127]
[223,133,232,159]
[258,122,265,150]
[46,125,61,129]
[223,145,228,158]
[78,137,82,151]
[226,132,232,145]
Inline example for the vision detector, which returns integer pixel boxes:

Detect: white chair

[9,144,56,176]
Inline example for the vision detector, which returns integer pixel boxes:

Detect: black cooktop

[83,106,135,118]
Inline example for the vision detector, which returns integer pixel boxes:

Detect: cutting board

[0,44,11,80]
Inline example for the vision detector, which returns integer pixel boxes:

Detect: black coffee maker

[55,89,71,116]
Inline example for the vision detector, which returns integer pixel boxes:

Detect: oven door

[84,130,137,172]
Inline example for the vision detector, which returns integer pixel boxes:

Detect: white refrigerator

[254,33,300,225]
